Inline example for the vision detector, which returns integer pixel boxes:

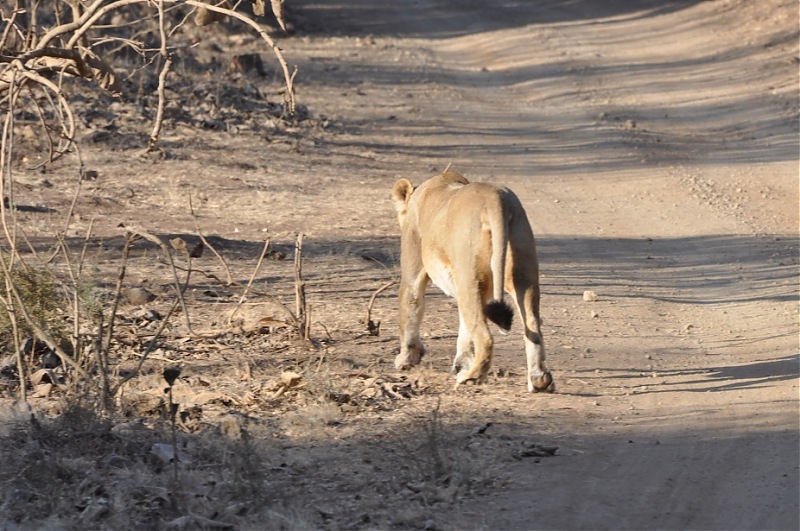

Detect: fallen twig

[366,280,396,336]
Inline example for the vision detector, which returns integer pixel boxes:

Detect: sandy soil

[1,0,798,529]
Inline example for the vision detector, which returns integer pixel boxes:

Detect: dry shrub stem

[97,233,135,404]
[229,237,273,326]
[3,278,25,402]
[294,232,310,341]
[190,195,234,285]
[148,0,171,150]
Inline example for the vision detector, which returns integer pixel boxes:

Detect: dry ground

[1,0,798,530]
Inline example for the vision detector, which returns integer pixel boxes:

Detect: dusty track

[288,1,799,528]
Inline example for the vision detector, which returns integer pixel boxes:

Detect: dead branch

[366,280,396,336]
[183,0,295,111]
[148,0,171,150]
[229,237,269,325]
[189,195,234,285]
[99,232,135,401]
[294,232,309,340]
[0,288,25,402]
[2,0,297,161]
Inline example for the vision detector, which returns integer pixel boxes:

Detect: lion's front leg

[395,270,429,370]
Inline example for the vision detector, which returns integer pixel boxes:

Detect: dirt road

[2,1,797,529]
[285,1,799,529]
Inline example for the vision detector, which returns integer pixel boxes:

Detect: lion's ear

[391,178,414,213]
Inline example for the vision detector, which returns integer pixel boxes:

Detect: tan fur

[391,170,554,392]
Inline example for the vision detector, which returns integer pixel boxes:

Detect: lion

[391,170,553,392]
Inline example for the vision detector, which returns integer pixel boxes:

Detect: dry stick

[76,216,95,277]
[55,0,151,50]
[0,8,20,52]
[294,233,308,340]
[11,64,75,147]
[228,237,287,326]
[148,0,171,150]
[1,288,26,402]
[0,70,25,400]
[130,228,194,335]
[55,232,83,369]
[51,70,75,156]
[46,152,86,265]
[315,347,326,373]
[305,303,311,341]
[189,195,233,285]
[0,70,20,266]
[74,217,98,363]
[99,233,134,404]
[366,280,396,335]
[110,297,181,396]
[92,302,107,399]
[24,83,58,163]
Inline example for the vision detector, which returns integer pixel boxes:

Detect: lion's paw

[528,371,555,393]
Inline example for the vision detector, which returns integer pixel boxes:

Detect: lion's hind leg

[510,283,553,393]
[453,297,494,386]
[452,312,474,375]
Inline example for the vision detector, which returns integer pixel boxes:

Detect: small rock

[583,290,598,302]
[150,443,192,465]
[125,287,155,306]
[219,415,242,439]
[105,455,131,469]
[230,53,266,76]
[281,371,303,387]
[30,383,53,398]
[135,308,162,321]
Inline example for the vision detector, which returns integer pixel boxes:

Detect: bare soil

[1,1,798,530]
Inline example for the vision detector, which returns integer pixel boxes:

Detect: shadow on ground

[30,232,798,306]
[1,392,797,530]
[290,0,709,39]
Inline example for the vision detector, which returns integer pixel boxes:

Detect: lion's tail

[486,195,513,331]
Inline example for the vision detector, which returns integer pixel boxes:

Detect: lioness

[391,170,553,392]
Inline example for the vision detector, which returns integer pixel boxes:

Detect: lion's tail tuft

[486,300,513,331]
